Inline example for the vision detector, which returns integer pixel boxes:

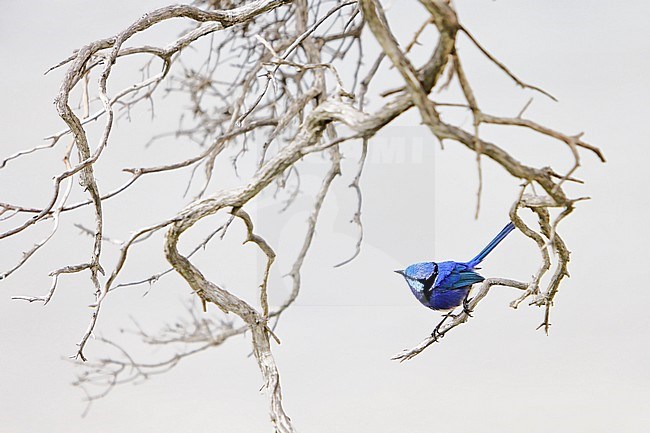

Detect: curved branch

[1,0,606,428]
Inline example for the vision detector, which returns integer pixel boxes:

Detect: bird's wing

[451,269,484,289]
[435,262,484,291]
[433,262,456,289]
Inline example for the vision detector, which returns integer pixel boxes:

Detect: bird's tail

[467,222,515,267]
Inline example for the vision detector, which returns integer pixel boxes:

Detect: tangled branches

[0,1,604,431]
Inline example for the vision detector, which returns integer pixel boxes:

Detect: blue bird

[395,222,515,312]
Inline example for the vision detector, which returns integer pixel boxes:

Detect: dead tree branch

[0,0,604,428]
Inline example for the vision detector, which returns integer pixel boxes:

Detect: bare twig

[334,138,367,267]
[1,0,605,427]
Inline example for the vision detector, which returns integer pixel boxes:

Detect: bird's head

[395,262,439,304]
[395,262,437,281]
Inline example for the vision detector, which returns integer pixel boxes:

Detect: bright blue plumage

[395,222,515,311]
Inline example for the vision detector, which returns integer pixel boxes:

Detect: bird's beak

[394,270,404,276]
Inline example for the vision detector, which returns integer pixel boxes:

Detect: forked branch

[0,0,604,429]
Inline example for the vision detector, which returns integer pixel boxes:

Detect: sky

[1,1,649,432]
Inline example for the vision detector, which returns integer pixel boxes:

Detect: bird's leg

[431,311,454,341]
[462,292,474,317]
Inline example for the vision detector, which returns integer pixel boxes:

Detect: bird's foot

[462,296,474,317]
[430,327,444,341]
[430,311,453,341]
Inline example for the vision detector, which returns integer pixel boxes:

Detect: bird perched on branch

[395,222,515,313]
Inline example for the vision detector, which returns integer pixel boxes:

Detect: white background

[1,1,649,432]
